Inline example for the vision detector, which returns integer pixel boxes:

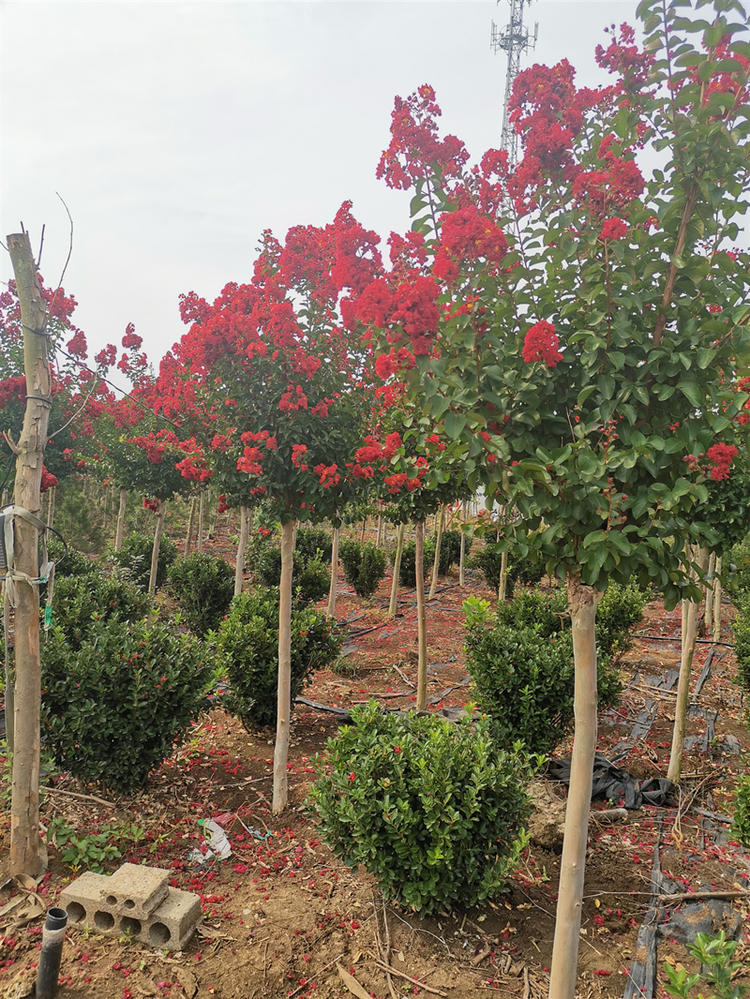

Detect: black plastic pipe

[35,907,67,999]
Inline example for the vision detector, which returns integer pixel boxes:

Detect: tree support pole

[428,508,444,600]
[148,501,167,595]
[114,488,127,551]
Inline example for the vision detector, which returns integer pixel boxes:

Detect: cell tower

[491,0,538,167]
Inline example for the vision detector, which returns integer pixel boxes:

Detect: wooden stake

[8,231,51,879]
[458,502,467,589]
[196,489,205,552]
[712,557,722,644]
[45,485,55,531]
[704,551,716,634]
[184,494,197,556]
[273,520,295,813]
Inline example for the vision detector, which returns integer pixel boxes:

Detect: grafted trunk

[388,523,405,619]
[667,548,710,784]
[8,230,51,879]
[327,526,340,618]
[148,501,167,595]
[114,488,127,550]
[273,520,295,814]
[415,520,427,710]
[428,508,444,600]
[548,576,601,999]
[234,505,250,596]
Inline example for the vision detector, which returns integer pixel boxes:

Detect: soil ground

[2,521,749,999]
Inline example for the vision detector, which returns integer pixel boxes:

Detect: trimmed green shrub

[295,527,332,563]
[168,552,234,635]
[472,545,515,598]
[663,931,746,999]
[42,618,212,791]
[726,534,750,601]
[256,544,330,604]
[217,590,342,728]
[596,581,648,658]
[48,539,99,580]
[339,540,387,598]
[111,531,178,591]
[465,610,622,755]
[308,702,536,915]
[50,573,152,650]
[495,586,567,637]
[397,538,435,587]
[439,529,472,574]
[731,772,750,849]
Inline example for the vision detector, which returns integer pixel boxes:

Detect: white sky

[1,0,633,366]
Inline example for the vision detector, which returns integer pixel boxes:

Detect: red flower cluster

[40,466,58,493]
[439,205,508,265]
[600,217,629,240]
[377,85,469,191]
[291,444,309,470]
[279,385,308,413]
[706,442,738,481]
[522,321,563,368]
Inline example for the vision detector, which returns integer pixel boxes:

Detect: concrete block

[145,888,202,950]
[101,862,169,918]
[58,867,201,951]
[59,872,120,936]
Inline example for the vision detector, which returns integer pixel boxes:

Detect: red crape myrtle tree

[175,205,381,812]
[351,4,750,996]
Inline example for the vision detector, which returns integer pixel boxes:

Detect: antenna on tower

[490,0,538,168]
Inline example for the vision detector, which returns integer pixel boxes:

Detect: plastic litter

[547,753,674,809]
[189,818,232,865]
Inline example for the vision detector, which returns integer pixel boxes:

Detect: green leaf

[443,411,465,441]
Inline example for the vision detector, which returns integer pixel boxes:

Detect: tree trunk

[197,490,205,552]
[667,548,709,784]
[148,501,167,595]
[498,547,508,602]
[428,508,444,600]
[704,551,716,634]
[548,576,601,999]
[114,488,127,551]
[184,495,197,556]
[376,514,383,549]
[388,523,405,619]
[3,585,14,753]
[208,497,220,539]
[45,485,56,531]
[273,520,295,814]
[234,505,250,597]
[415,520,428,710]
[8,231,51,879]
[459,502,467,589]
[327,526,340,618]
[360,517,367,544]
[712,557,722,644]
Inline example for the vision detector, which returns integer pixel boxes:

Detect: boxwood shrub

[309,702,536,915]
[256,544,330,604]
[42,618,212,791]
[168,552,234,635]
[339,540,387,598]
[50,572,152,650]
[217,590,341,728]
[110,530,178,591]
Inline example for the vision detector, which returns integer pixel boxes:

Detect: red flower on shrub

[522,321,563,368]
[600,217,629,240]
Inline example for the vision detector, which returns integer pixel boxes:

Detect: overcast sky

[2,0,634,368]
